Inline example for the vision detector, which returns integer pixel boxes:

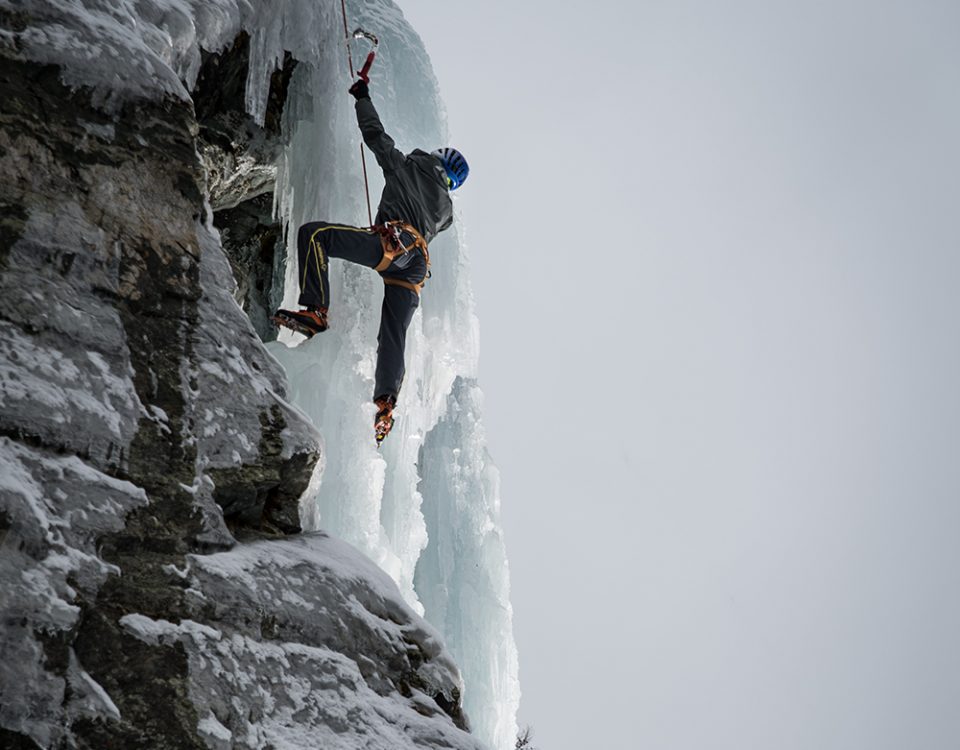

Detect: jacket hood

[410,149,448,187]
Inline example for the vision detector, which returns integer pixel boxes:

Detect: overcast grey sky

[399,1,960,748]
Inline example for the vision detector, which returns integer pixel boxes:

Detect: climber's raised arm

[349,80,405,173]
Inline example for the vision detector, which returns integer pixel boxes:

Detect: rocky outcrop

[193,31,295,342]
[119,532,480,750]
[0,46,310,745]
[0,4,480,748]
[210,193,285,344]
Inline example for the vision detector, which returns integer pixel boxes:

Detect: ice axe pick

[351,28,379,83]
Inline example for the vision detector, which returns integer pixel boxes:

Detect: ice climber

[272,77,469,446]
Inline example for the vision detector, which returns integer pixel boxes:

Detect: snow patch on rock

[0,437,148,745]
[119,533,484,750]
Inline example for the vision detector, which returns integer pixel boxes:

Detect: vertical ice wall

[265,2,520,747]
[415,379,521,750]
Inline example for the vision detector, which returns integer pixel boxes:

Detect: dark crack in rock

[213,193,286,342]
[192,31,297,342]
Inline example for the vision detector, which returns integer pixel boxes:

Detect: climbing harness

[372,221,431,295]
[373,222,428,269]
[339,0,378,224]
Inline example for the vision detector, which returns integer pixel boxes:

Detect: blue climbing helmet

[432,147,469,190]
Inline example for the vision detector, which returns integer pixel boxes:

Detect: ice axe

[351,28,379,83]
[338,0,378,224]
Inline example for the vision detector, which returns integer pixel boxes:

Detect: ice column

[416,378,521,750]
[263,1,520,747]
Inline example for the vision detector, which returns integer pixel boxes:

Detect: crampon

[271,308,328,337]
[374,396,395,447]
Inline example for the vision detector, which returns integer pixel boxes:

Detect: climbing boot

[374,395,396,446]
[272,307,329,337]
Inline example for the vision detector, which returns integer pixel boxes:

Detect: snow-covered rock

[0,1,518,747]
[116,532,483,750]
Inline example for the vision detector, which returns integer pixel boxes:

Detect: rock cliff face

[193,31,296,343]
[0,5,481,749]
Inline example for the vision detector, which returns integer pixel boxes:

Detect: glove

[348,79,369,100]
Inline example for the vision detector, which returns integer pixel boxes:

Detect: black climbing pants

[296,222,428,401]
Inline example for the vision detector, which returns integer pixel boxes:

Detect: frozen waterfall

[263,2,520,748]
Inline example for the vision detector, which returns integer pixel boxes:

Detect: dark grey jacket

[356,97,453,243]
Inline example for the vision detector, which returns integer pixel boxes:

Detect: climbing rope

[340,0,374,225]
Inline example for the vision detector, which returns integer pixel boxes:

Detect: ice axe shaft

[338,7,378,225]
[352,28,379,82]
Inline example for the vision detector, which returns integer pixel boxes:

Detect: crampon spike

[374,396,395,447]
[375,414,394,447]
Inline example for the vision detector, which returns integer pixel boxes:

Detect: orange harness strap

[373,221,431,295]
[383,277,426,295]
